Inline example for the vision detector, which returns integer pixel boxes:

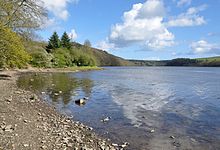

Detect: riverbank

[0,70,115,150]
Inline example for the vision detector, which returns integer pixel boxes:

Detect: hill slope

[129,57,220,67]
[71,42,133,66]
[24,41,133,67]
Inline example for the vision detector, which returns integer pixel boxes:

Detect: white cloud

[167,5,207,27]
[96,40,115,51]
[107,0,175,50]
[177,0,192,7]
[42,0,78,20]
[68,29,77,41]
[191,40,220,54]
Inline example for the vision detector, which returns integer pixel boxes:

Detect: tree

[0,0,47,36]
[46,32,60,52]
[0,23,30,68]
[84,39,91,47]
[61,32,71,49]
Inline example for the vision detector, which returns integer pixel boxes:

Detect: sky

[39,0,220,60]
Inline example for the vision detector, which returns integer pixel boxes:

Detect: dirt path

[0,71,115,150]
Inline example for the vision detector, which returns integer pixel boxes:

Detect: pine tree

[46,31,60,53]
[61,32,71,49]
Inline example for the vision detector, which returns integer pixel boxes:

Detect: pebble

[41,145,47,149]
[150,129,155,133]
[112,143,118,147]
[23,144,29,147]
[170,136,175,139]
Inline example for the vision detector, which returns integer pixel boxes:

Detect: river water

[17,67,220,150]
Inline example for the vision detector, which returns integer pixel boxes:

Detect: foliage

[61,32,71,49]
[52,48,72,67]
[46,32,61,52]
[0,0,47,36]
[166,58,198,66]
[0,23,30,68]
[84,39,91,47]
[30,51,53,68]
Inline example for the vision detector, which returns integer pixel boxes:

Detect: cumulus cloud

[98,0,207,51]
[68,29,78,41]
[167,5,207,27]
[96,40,115,51]
[177,0,192,7]
[107,0,174,50]
[191,40,220,54]
[42,0,78,20]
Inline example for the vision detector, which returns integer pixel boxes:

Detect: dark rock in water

[75,99,86,106]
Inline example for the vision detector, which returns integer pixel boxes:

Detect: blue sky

[40,0,220,60]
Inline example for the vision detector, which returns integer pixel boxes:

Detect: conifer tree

[46,31,60,52]
[61,32,71,49]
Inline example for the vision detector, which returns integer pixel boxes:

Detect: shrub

[0,23,31,68]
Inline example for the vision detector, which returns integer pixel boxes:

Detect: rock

[41,140,46,144]
[190,138,196,142]
[173,141,181,147]
[120,142,129,148]
[150,129,155,133]
[112,143,118,147]
[75,99,86,105]
[101,117,111,123]
[170,136,175,139]
[23,144,29,147]
[54,93,59,96]
[84,97,89,100]
[6,97,12,102]
[59,91,63,94]
[4,125,13,132]
[24,120,28,123]
[41,145,47,149]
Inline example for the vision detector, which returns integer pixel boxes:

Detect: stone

[54,93,59,96]
[75,99,86,105]
[41,145,47,149]
[23,144,29,147]
[112,143,118,147]
[170,136,175,139]
[150,129,155,133]
[173,141,181,147]
[4,125,13,132]
[101,117,111,123]
[6,97,12,102]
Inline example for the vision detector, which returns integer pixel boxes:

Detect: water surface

[17,67,220,150]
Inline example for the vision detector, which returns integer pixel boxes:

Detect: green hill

[24,41,133,67]
[129,57,220,67]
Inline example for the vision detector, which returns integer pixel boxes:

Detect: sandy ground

[0,70,116,150]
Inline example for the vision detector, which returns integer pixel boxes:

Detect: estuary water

[17,67,220,150]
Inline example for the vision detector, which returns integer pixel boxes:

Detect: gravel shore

[0,70,115,150]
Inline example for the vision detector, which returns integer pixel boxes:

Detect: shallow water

[17,67,220,150]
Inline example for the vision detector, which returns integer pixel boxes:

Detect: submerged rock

[101,117,111,123]
[75,99,86,105]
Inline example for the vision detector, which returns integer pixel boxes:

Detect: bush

[0,23,31,68]
[30,51,53,68]
[52,48,73,67]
